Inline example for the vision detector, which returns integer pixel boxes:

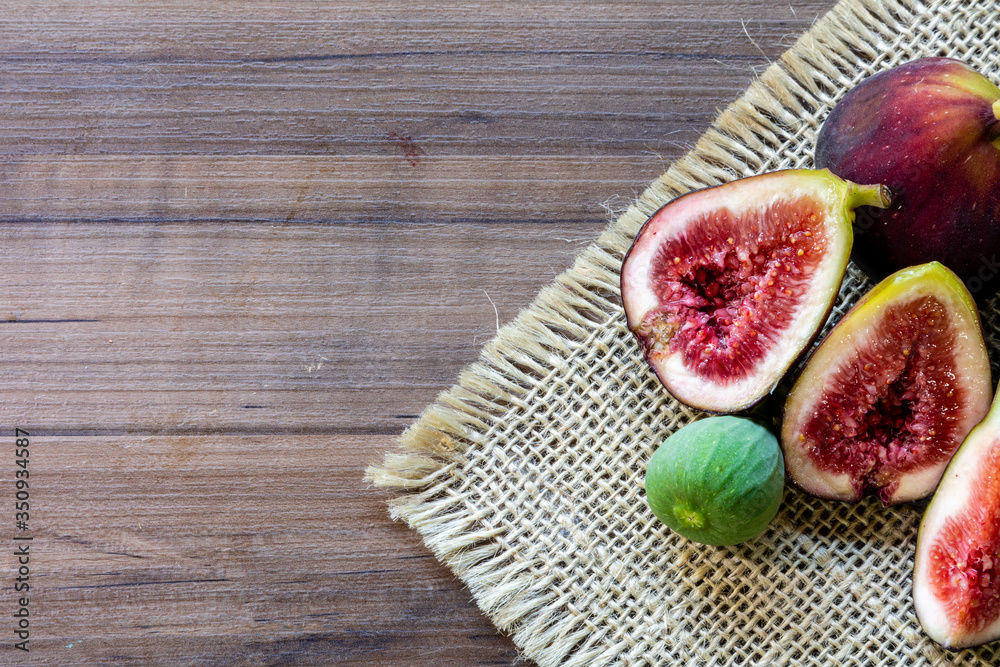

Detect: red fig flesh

[620,169,889,413]
[781,262,992,505]
[816,57,1000,294]
[915,391,1000,648]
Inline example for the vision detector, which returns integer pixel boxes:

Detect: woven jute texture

[368,0,1000,664]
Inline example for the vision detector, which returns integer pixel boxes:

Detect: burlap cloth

[368,0,1000,664]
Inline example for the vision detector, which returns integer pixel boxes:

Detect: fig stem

[847,183,893,210]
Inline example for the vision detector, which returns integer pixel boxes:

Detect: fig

[816,57,1000,294]
[620,169,890,413]
[781,262,992,505]
[645,416,784,546]
[914,390,1000,648]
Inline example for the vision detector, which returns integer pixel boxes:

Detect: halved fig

[914,391,1000,648]
[620,169,890,413]
[781,262,992,505]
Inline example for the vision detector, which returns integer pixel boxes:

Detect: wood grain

[0,1,837,223]
[0,221,597,437]
[0,1,839,664]
[31,435,517,665]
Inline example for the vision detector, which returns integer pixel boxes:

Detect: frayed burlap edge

[366,0,934,662]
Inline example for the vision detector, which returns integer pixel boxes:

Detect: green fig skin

[816,57,1000,296]
[645,416,784,547]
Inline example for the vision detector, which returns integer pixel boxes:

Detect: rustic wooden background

[0,1,839,664]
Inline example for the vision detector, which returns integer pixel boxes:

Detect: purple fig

[816,57,1000,294]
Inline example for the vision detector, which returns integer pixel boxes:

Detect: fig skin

[645,416,784,547]
[816,57,1000,296]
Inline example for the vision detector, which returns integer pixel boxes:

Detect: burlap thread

[368,0,1000,664]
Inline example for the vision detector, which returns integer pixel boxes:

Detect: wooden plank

[0,155,657,222]
[13,433,520,665]
[0,1,837,222]
[0,221,599,436]
[0,2,842,63]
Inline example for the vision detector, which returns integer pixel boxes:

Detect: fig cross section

[781,262,992,505]
[620,169,889,413]
[915,392,1000,649]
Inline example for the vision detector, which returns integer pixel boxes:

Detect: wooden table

[1,2,838,664]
